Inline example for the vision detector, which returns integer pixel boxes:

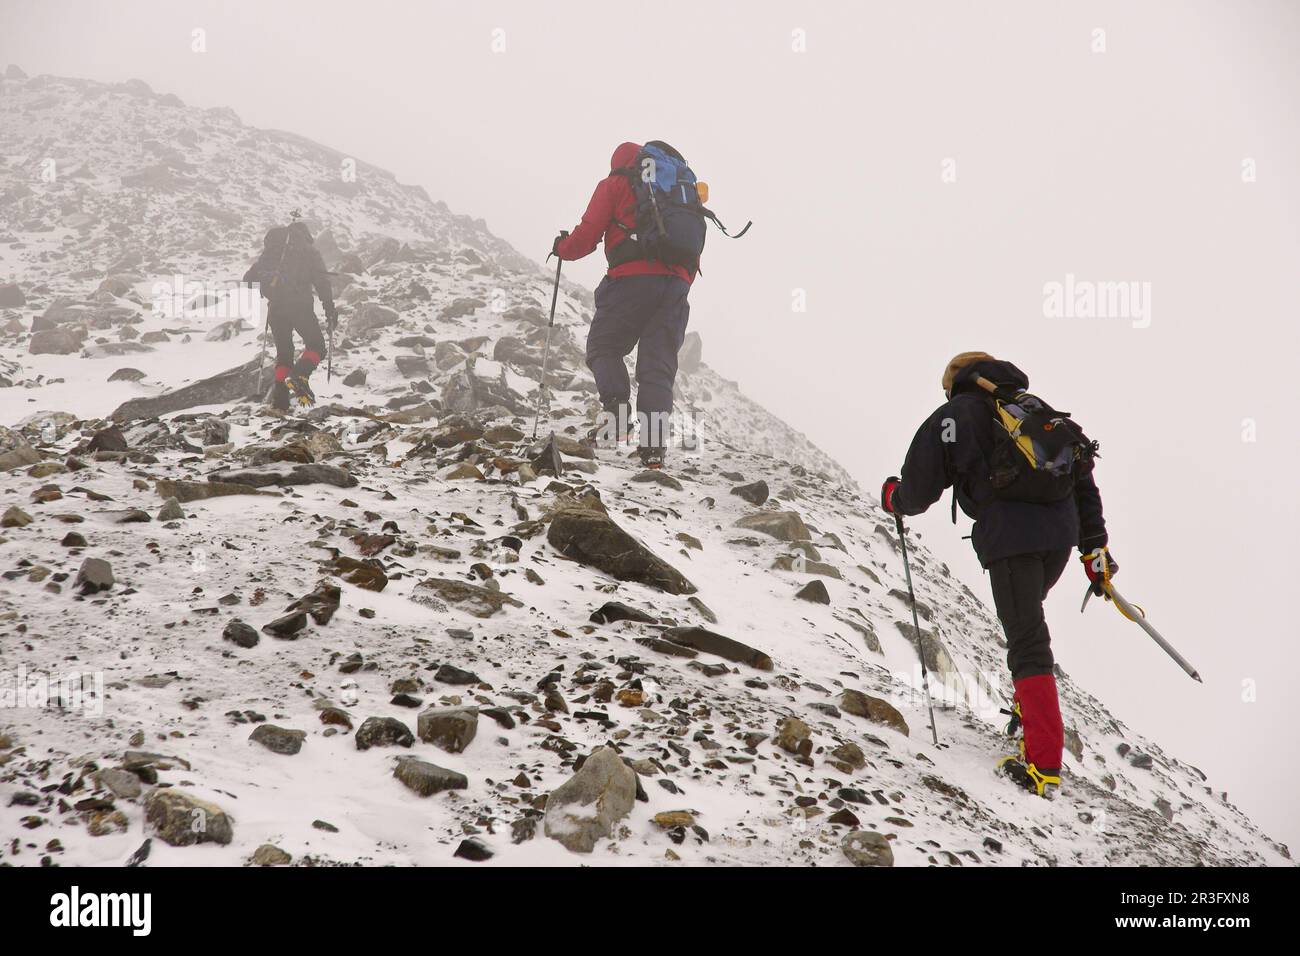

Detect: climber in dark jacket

[243,218,337,410]
[880,352,1117,798]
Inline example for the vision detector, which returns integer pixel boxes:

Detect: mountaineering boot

[1014,673,1064,773]
[283,349,321,407]
[270,365,292,411]
[585,399,635,449]
[285,374,315,407]
[997,754,1061,798]
[638,446,666,470]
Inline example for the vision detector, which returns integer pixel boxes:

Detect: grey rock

[842,829,894,867]
[251,844,292,866]
[113,357,269,421]
[222,620,259,648]
[795,579,831,604]
[74,557,114,594]
[144,789,233,846]
[156,497,185,521]
[734,510,810,542]
[249,724,305,755]
[547,507,695,595]
[155,479,275,503]
[94,768,143,799]
[661,626,773,670]
[29,327,81,355]
[354,716,415,751]
[730,479,769,505]
[393,756,468,796]
[543,746,637,853]
[839,689,909,737]
[411,578,523,618]
[417,706,478,753]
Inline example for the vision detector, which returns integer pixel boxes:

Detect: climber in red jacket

[553,141,694,470]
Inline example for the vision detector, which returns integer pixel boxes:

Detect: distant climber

[553,141,748,469]
[243,213,337,410]
[881,352,1115,798]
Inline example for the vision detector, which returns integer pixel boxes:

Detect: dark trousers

[586,275,690,444]
[269,303,325,371]
[988,549,1070,681]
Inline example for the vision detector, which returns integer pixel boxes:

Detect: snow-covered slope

[0,68,1289,868]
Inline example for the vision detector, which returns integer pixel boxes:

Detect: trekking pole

[1082,583,1202,682]
[893,513,941,746]
[531,234,567,442]
[255,308,271,400]
[327,313,334,384]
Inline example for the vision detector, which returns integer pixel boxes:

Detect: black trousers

[586,275,691,431]
[269,303,325,370]
[987,549,1071,681]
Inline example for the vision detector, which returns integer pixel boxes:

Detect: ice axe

[1082,582,1202,682]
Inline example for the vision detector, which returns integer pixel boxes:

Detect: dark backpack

[607,143,750,273]
[982,386,1099,504]
[251,224,314,299]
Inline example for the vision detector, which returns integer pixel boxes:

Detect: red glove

[881,476,902,515]
[1080,546,1118,596]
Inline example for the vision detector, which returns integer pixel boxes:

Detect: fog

[2,0,1296,850]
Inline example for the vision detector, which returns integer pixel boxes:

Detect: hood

[610,141,642,172]
[949,357,1029,397]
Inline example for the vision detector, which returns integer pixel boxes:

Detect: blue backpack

[607,142,750,274]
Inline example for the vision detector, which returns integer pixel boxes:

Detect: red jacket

[554,141,694,284]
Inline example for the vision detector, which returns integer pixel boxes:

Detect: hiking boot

[270,381,291,411]
[586,400,635,449]
[638,446,666,470]
[997,755,1060,799]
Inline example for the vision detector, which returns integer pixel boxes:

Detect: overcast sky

[3,0,1297,851]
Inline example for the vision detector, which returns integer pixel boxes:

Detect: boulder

[74,557,114,594]
[542,746,637,853]
[354,716,415,751]
[795,579,831,604]
[113,358,268,421]
[838,689,909,737]
[660,626,772,670]
[547,508,695,595]
[417,706,478,753]
[734,510,811,542]
[0,283,25,308]
[222,620,259,648]
[411,578,522,618]
[393,756,468,797]
[842,830,894,867]
[730,479,769,505]
[678,331,703,373]
[249,724,306,755]
[155,479,275,503]
[29,327,81,355]
[144,789,233,846]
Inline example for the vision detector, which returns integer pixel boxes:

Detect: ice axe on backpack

[1081,582,1203,682]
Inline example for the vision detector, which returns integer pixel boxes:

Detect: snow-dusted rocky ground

[0,67,1290,868]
